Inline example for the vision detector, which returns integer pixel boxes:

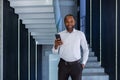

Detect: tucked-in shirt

[52,29,89,65]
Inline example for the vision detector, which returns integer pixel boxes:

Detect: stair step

[31,31,55,36]
[83,67,104,73]
[28,29,57,33]
[89,52,95,56]
[37,40,54,45]
[87,57,98,62]
[82,73,109,80]
[89,48,92,52]
[26,24,56,28]
[9,0,53,7]
[15,7,54,14]
[28,28,56,33]
[69,73,109,80]
[34,36,55,40]
[23,18,55,24]
[19,13,54,19]
[85,62,101,67]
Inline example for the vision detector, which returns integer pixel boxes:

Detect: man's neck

[67,28,74,33]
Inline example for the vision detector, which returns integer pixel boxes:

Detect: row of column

[86,0,120,80]
[3,0,42,80]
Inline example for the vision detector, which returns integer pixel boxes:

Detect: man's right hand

[54,38,63,49]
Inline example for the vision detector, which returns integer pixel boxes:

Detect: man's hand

[81,64,85,69]
[54,38,63,49]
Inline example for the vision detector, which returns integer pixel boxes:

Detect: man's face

[64,16,76,31]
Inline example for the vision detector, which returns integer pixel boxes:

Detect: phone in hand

[55,34,61,40]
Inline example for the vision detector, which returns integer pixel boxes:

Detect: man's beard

[66,26,74,30]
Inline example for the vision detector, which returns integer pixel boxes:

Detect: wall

[86,0,119,80]
[59,0,77,30]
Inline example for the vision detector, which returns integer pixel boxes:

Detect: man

[52,14,89,80]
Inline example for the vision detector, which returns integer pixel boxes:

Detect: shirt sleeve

[52,33,61,54]
[80,32,89,65]
[52,45,59,54]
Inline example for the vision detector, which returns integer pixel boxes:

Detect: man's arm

[80,32,89,68]
[52,45,59,54]
[52,38,63,54]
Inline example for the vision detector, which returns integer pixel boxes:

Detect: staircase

[82,48,109,80]
[8,0,57,45]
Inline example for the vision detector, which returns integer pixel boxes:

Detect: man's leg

[58,61,69,80]
[70,63,83,80]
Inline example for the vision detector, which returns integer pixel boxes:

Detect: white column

[115,0,118,80]
[90,0,92,47]
[0,0,3,80]
[35,42,38,80]
[18,18,20,80]
[28,32,31,80]
[100,0,102,65]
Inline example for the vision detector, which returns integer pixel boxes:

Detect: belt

[60,58,80,65]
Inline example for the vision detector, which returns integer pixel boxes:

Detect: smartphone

[55,34,61,40]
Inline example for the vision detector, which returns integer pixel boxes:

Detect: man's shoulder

[58,30,66,34]
[75,30,84,34]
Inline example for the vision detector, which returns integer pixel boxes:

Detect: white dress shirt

[52,29,89,65]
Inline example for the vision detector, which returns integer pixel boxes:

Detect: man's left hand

[81,64,85,69]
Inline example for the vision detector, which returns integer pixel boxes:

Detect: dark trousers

[58,58,83,80]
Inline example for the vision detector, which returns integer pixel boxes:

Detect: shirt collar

[65,28,76,33]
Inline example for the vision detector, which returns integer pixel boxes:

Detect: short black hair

[64,14,76,22]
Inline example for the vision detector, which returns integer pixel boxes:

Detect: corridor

[0,0,120,80]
